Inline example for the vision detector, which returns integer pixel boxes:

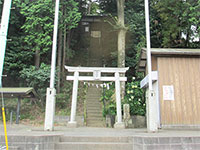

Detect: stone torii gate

[65,66,129,129]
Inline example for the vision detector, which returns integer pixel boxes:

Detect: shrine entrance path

[1,124,200,137]
[1,124,200,150]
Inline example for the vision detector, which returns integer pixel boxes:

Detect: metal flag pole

[49,0,60,89]
[144,0,158,132]
[44,0,60,131]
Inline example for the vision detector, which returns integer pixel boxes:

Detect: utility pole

[0,0,12,88]
[44,0,60,131]
[144,0,158,132]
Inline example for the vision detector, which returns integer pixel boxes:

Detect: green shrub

[101,79,145,117]
[101,83,116,117]
[124,79,145,116]
[20,63,52,104]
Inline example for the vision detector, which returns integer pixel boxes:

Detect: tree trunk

[57,29,63,93]
[117,0,126,68]
[88,0,92,14]
[35,49,40,70]
[66,30,71,60]
[62,26,67,74]
[35,26,43,69]
[118,30,126,68]
[117,0,126,99]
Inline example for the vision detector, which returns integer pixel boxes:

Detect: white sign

[91,31,101,38]
[85,26,89,32]
[163,85,174,100]
[93,70,101,80]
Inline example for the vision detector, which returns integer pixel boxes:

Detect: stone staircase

[86,85,105,127]
[2,132,200,150]
[133,136,200,150]
[0,135,60,150]
[55,136,132,150]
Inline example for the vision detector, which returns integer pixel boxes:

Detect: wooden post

[16,97,21,124]
[68,71,79,127]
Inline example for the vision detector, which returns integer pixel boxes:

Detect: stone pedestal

[67,121,77,128]
[114,122,125,129]
[123,104,130,128]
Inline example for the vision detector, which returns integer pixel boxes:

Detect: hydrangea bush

[102,79,145,117]
[124,79,145,116]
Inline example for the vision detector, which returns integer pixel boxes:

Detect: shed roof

[0,87,38,98]
[138,48,200,72]
[81,15,107,23]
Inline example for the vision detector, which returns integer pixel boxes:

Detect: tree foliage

[124,80,145,116]
[20,0,54,55]
[98,0,117,15]
[60,0,81,30]
[2,0,81,98]
[153,0,200,48]
[20,63,51,102]
[1,0,199,104]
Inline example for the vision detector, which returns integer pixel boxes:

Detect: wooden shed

[139,48,200,128]
[0,87,38,124]
[80,15,118,66]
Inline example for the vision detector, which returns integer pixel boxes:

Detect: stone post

[114,72,125,129]
[44,88,56,131]
[123,104,131,127]
[68,71,79,128]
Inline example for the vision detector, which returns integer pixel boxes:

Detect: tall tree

[3,0,34,85]
[20,0,54,68]
[153,0,200,48]
[99,0,117,15]
[117,0,126,68]
[57,0,81,92]
[117,0,127,98]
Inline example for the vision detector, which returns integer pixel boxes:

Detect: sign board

[93,70,101,80]
[85,26,89,32]
[163,85,174,100]
[91,31,101,38]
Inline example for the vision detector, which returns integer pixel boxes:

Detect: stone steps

[86,99,101,103]
[86,122,105,127]
[87,113,103,117]
[86,104,102,108]
[133,136,200,150]
[0,146,19,150]
[55,136,132,150]
[86,118,104,122]
[86,101,102,104]
[60,136,131,143]
[0,135,59,150]
[86,109,102,113]
[86,86,105,127]
[1,133,200,150]
[86,116,104,120]
[55,142,132,150]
